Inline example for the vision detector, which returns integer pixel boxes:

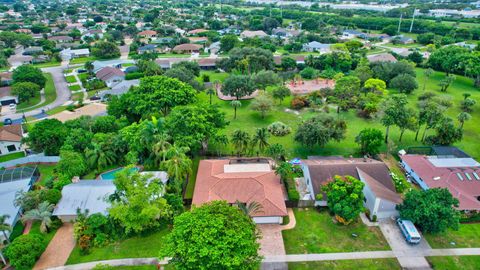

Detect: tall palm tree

[275,162,294,183]
[251,127,270,153]
[21,202,54,233]
[231,130,250,156]
[152,133,172,165]
[230,100,242,120]
[235,200,264,216]
[457,112,471,129]
[206,88,216,105]
[162,144,192,182]
[423,68,433,91]
[0,215,11,244]
[85,142,116,170]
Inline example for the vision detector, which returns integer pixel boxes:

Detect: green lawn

[30,221,57,244]
[9,221,25,242]
[16,91,41,110]
[203,68,480,160]
[66,226,171,264]
[36,164,56,187]
[198,71,229,83]
[282,208,390,254]
[428,256,480,270]
[65,75,77,83]
[114,266,158,270]
[424,223,480,248]
[288,259,401,270]
[17,73,57,113]
[0,151,25,162]
[69,84,82,91]
[46,105,68,115]
[70,56,97,64]
[78,73,88,81]
[184,156,200,199]
[32,61,61,68]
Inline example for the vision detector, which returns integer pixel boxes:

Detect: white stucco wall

[0,141,22,156]
[253,216,283,224]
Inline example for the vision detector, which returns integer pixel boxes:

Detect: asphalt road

[1,64,72,122]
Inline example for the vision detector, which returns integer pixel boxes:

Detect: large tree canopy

[217,47,274,73]
[108,76,197,122]
[221,75,256,100]
[294,114,347,147]
[23,119,68,155]
[12,65,46,88]
[162,201,261,270]
[91,41,120,59]
[397,188,460,234]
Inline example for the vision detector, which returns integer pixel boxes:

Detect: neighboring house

[400,146,480,211]
[0,72,13,86]
[0,124,23,155]
[98,79,140,99]
[172,43,202,54]
[188,37,208,44]
[8,55,33,67]
[207,41,221,54]
[59,48,90,61]
[0,167,39,236]
[302,41,332,53]
[392,35,414,44]
[22,46,43,55]
[138,30,157,39]
[137,44,157,54]
[82,29,104,40]
[187,28,208,35]
[451,42,477,50]
[342,29,364,39]
[240,30,268,39]
[367,53,397,63]
[301,156,399,219]
[92,59,134,73]
[272,27,301,38]
[196,58,217,70]
[48,35,74,43]
[53,180,116,222]
[192,158,288,224]
[96,67,126,87]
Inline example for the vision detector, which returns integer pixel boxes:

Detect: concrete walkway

[33,223,75,270]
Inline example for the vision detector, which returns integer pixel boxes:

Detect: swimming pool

[99,167,139,180]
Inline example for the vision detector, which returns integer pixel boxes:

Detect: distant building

[187,28,208,35]
[302,41,332,53]
[240,30,269,39]
[137,44,157,54]
[48,35,74,43]
[367,53,397,63]
[172,43,202,54]
[392,35,414,44]
[188,37,208,44]
[342,29,364,39]
[95,67,125,87]
[138,30,157,39]
[426,9,480,18]
[0,124,24,155]
[400,146,480,211]
[8,55,33,67]
[59,48,90,61]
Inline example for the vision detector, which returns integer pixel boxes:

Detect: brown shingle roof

[357,168,402,204]
[367,53,397,63]
[192,160,288,217]
[95,67,125,81]
[303,157,395,195]
[138,30,157,36]
[172,43,202,52]
[0,125,22,142]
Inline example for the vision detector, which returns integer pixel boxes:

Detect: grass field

[46,105,68,115]
[184,156,200,199]
[32,61,61,68]
[70,56,97,64]
[282,208,390,254]
[16,91,41,110]
[0,151,25,162]
[65,75,77,83]
[202,68,480,160]
[69,84,82,91]
[288,259,401,270]
[424,223,480,249]
[36,164,56,186]
[428,256,480,270]
[30,221,57,244]
[17,73,57,113]
[66,226,171,264]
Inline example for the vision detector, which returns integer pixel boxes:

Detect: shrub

[290,96,309,109]
[42,189,62,204]
[4,234,46,270]
[284,177,300,201]
[125,72,144,80]
[372,215,378,222]
[391,172,408,193]
[267,122,291,137]
[300,67,318,79]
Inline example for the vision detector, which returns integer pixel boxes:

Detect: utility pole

[409,9,417,33]
[397,12,403,34]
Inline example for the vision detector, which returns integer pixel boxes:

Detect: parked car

[3,118,12,125]
[77,68,87,73]
[9,103,16,110]
[397,218,421,244]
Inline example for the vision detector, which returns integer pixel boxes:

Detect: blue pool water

[100,167,139,180]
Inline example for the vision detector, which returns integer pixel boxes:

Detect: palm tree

[206,88,216,105]
[463,93,471,100]
[0,215,11,244]
[230,100,242,120]
[21,202,54,233]
[275,162,293,183]
[423,68,433,91]
[235,200,264,216]
[457,112,471,129]
[162,144,192,182]
[152,133,172,165]
[85,142,116,170]
[251,127,270,153]
[231,130,250,156]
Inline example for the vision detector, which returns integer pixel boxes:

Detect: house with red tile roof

[400,146,480,211]
[138,30,157,39]
[192,158,288,224]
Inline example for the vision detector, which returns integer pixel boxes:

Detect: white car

[9,103,16,110]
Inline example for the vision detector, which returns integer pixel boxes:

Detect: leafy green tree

[390,74,418,94]
[272,85,291,104]
[251,128,270,153]
[294,114,347,147]
[253,70,280,90]
[353,59,373,84]
[439,74,456,92]
[275,162,294,182]
[12,65,46,88]
[397,188,460,234]
[382,25,398,36]
[162,144,192,188]
[85,141,116,171]
[322,175,365,225]
[109,169,171,234]
[0,215,11,243]
[171,61,201,77]
[231,130,250,155]
[56,150,87,179]
[266,143,286,162]
[4,234,46,270]
[11,82,40,102]
[457,112,471,129]
[21,202,54,233]
[220,34,238,52]
[250,93,273,119]
[217,47,274,73]
[425,117,463,146]
[91,41,120,59]
[281,57,297,71]
[164,67,202,90]
[23,119,68,155]
[355,128,383,156]
[299,67,318,80]
[206,88,215,105]
[334,75,361,113]
[396,108,418,142]
[162,201,261,270]
[423,68,434,91]
[165,104,227,152]
[363,78,386,96]
[108,76,197,121]
[380,94,408,143]
[460,97,476,113]
[221,75,256,100]
[230,100,241,120]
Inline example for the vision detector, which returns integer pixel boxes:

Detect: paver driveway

[33,223,75,270]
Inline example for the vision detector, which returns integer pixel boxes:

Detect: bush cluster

[267,122,291,137]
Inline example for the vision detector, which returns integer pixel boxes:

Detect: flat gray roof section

[53,180,115,217]
[427,157,480,168]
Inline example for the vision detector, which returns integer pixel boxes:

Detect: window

[456,173,464,181]
[363,197,367,203]
[465,173,472,181]
[6,145,16,152]
[473,172,480,180]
